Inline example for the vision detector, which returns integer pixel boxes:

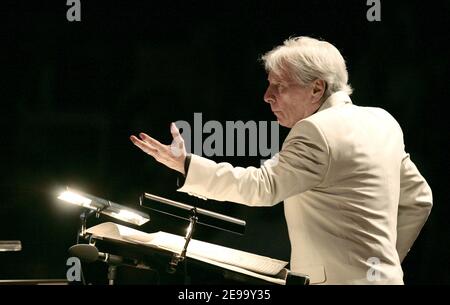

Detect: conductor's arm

[396,152,433,262]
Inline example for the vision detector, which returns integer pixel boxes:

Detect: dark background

[1,0,448,284]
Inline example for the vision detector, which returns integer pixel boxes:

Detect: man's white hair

[261,36,353,98]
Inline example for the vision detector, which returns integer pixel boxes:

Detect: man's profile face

[264,71,314,128]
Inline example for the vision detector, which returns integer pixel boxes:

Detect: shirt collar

[317,91,353,113]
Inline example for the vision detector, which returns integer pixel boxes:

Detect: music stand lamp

[58,187,150,284]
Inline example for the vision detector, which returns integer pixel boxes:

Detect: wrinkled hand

[130,123,187,175]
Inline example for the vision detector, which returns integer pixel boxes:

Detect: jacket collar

[317,91,352,113]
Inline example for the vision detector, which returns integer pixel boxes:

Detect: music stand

[140,193,246,273]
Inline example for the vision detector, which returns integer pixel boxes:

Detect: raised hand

[130,123,187,175]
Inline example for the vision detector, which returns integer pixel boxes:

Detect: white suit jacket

[178,91,433,284]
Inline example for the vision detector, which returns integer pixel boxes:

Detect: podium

[76,222,309,285]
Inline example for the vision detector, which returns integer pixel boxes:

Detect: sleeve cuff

[176,153,192,188]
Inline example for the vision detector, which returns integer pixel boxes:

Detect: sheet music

[86,222,288,280]
[149,232,287,276]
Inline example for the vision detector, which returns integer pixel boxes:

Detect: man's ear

[311,79,326,104]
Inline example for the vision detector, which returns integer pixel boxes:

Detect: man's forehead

[267,71,291,82]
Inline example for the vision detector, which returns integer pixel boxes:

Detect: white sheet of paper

[86,222,288,284]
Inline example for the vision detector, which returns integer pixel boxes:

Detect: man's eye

[269,83,285,92]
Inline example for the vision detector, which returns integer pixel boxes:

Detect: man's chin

[276,119,289,128]
[273,113,289,127]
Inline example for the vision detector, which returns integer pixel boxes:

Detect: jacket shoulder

[304,104,403,133]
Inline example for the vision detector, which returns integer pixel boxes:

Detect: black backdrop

[1,0,449,284]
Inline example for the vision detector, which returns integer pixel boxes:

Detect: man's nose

[264,87,274,104]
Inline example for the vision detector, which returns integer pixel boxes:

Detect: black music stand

[83,221,310,285]
[140,192,246,275]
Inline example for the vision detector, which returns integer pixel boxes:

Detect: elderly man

[130,36,432,284]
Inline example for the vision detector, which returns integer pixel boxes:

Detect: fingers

[130,131,186,174]
[138,132,165,149]
[130,135,159,156]
[170,122,181,139]
[130,134,171,163]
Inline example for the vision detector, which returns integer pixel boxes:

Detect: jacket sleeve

[396,152,433,262]
[177,120,330,206]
